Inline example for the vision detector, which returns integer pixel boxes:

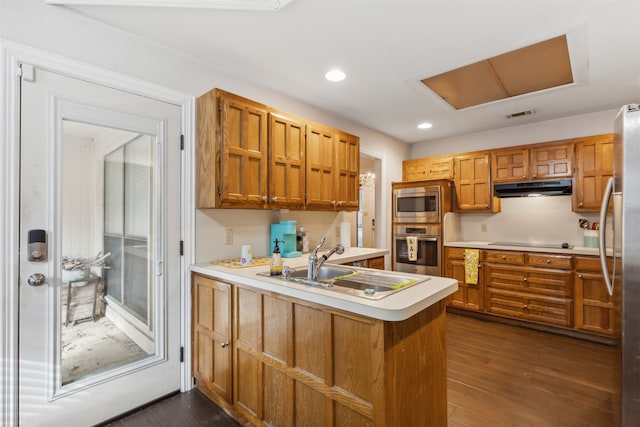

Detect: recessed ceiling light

[325,69,346,82]
[417,122,433,129]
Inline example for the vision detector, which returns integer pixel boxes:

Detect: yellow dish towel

[464,249,479,285]
[406,236,418,261]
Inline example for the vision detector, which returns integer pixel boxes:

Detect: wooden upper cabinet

[196,88,360,211]
[530,141,574,179]
[402,155,453,181]
[574,134,614,212]
[429,156,454,179]
[196,89,268,208]
[492,147,529,183]
[268,111,305,209]
[402,158,428,181]
[306,123,336,209]
[335,131,360,210]
[219,93,268,207]
[454,151,492,211]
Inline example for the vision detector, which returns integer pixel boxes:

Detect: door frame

[0,41,196,425]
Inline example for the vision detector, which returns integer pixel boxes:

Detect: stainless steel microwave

[393,185,441,223]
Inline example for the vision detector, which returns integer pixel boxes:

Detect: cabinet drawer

[486,265,572,297]
[527,253,572,269]
[575,256,612,272]
[445,247,483,261]
[484,251,524,265]
[486,288,572,327]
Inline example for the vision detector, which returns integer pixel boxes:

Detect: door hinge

[180,134,184,151]
[19,64,35,82]
[180,346,184,362]
[180,240,184,256]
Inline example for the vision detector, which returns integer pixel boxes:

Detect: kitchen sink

[258,264,428,300]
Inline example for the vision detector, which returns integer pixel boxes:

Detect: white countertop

[444,240,609,256]
[191,248,457,322]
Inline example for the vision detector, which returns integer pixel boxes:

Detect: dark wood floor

[105,312,615,426]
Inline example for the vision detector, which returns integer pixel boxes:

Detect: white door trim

[0,40,196,426]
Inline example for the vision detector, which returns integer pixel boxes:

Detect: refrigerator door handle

[599,176,614,295]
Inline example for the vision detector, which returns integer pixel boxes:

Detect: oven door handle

[396,235,439,241]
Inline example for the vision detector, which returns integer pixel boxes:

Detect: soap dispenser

[270,238,283,276]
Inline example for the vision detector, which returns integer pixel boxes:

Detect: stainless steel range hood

[494,179,572,198]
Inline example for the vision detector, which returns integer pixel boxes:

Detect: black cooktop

[489,242,574,249]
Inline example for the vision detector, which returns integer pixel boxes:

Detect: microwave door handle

[599,177,614,296]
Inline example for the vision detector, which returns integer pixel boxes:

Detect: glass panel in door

[61,121,155,385]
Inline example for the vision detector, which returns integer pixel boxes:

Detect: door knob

[27,273,46,286]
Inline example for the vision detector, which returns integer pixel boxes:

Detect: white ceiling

[55,0,640,143]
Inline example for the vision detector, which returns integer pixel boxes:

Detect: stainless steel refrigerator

[600,104,640,426]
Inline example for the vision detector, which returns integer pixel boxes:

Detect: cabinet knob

[578,274,583,279]
[579,202,584,207]
[220,342,229,348]
[532,174,537,178]
[546,259,551,264]
[501,256,506,260]
[272,196,278,202]
[338,201,344,206]
[331,200,337,206]
[523,277,528,282]
[485,204,489,208]
[261,195,267,202]
[523,304,528,310]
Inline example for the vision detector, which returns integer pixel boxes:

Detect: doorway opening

[357,154,378,248]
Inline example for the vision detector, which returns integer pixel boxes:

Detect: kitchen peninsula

[191,248,457,426]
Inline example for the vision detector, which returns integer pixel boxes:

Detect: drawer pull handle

[221,342,229,348]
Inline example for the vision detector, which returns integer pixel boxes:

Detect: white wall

[1,1,409,264]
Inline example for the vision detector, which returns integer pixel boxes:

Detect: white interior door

[19,66,182,425]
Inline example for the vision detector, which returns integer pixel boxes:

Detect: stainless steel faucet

[308,236,345,281]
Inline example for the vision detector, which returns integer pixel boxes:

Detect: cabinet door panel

[306,125,335,208]
[192,275,232,403]
[492,148,528,182]
[335,131,360,210]
[574,135,614,211]
[269,112,305,208]
[454,153,491,211]
[219,93,268,206]
[530,142,573,179]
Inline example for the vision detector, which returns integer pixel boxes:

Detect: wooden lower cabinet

[350,255,385,270]
[574,256,617,336]
[192,274,233,403]
[192,272,448,427]
[444,247,483,311]
[485,255,573,328]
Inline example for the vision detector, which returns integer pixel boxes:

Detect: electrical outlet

[224,228,233,245]
[480,223,487,232]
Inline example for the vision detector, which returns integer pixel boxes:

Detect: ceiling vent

[421,35,573,110]
[505,109,536,119]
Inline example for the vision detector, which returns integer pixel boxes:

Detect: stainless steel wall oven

[393,225,441,276]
